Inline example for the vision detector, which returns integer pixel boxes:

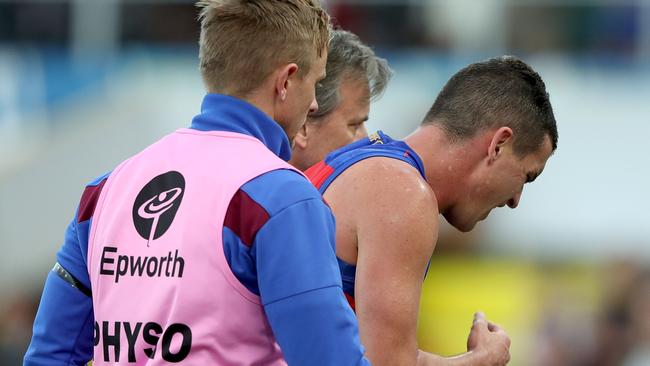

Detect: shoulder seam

[266,197,327,220]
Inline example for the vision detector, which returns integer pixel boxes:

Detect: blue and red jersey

[305,131,426,310]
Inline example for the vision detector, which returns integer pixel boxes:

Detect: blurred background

[0,0,649,364]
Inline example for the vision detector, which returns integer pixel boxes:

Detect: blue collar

[190,94,292,161]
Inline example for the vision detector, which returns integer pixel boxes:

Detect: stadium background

[0,0,649,364]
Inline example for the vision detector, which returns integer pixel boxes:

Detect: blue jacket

[24,94,369,366]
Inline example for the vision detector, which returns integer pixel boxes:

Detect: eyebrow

[349,116,368,125]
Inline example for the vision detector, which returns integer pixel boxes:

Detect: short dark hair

[309,29,392,119]
[422,56,558,156]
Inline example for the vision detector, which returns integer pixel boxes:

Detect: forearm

[417,349,486,366]
[265,286,370,365]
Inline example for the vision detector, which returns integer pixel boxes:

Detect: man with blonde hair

[25,1,369,365]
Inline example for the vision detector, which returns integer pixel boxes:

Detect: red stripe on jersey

[344,292,356,312]
[304,160,335,190]
[77,179,107,223]
[224,189,270,247]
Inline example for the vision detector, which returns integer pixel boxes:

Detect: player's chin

[446,216,477,233]
[457,222,477,233]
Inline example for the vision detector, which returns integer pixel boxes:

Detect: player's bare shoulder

[326,155,439,269]
[324,156,438,219]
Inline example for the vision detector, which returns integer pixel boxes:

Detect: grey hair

[310,29,392,119]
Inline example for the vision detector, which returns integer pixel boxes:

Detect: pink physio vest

[87,129,294,365]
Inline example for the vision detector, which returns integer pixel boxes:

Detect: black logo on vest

[133,171,185,246]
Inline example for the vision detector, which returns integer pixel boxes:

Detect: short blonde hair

[197,0,330,96]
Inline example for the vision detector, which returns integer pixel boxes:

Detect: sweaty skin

[320,125,553,366]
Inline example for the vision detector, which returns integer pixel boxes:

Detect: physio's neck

[231,90,276,122]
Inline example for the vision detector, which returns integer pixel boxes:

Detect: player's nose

[309,97,318,114]
[507,192,521,209]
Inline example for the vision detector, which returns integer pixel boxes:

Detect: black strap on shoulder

[53,262,92,298]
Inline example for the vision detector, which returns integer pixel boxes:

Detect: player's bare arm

[325,156,437,365]
[325,156,511,366]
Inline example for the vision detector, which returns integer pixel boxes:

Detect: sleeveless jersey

[305,131,426,310]
[87,129,295,365]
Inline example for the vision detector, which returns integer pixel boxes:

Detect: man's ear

[487,127,513,163]
[275,63,299,101]
[294,122,309,150]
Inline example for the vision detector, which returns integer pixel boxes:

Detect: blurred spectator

[620,269,650,366]
[0,292,39,365]
[533,264,599,366]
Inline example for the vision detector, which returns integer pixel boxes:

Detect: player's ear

[294,122,309,150]
[275,63,299,102]
[487,127,513,163]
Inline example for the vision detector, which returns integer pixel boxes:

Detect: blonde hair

[197,0,330,96]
